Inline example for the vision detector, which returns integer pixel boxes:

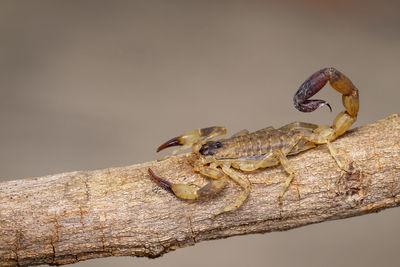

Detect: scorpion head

[199,141,222,156]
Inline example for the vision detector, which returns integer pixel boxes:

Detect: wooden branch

[0,115,399,266]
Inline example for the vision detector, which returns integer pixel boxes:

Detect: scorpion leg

[277,128,328,199]
[326,141,347,171]
[157,126,226,160]
[148,166,228,200]
[277,151,296,200]
[232,151,297,201]
[232,131,305,200]
[211,165,251,216]
[279,123,319,156]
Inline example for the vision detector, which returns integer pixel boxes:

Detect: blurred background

[0,1,399,266]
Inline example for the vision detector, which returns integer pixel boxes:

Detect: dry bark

[0,114,399,266]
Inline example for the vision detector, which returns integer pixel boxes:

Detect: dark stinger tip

[156,136,182,152]
[325,103,332,112]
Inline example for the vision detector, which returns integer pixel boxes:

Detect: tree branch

[0,114,399,266]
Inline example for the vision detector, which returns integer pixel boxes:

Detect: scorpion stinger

[149,67,359,216]
[294,67,359,140]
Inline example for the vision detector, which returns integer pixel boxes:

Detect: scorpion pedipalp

[148,168,174,193]
[157,136,182,152]
[156,126,226,160]
[148,167,228,202]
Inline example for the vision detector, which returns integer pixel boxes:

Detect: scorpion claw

[148,168,203,200]
[157,136,182,152]
[148,168,174,193]
[156,127,227,156]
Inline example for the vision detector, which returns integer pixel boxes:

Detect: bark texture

[0,114,399,266]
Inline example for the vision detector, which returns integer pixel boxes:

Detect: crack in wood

[83,174,90,202]
[187,215,197,243]
[50,239,56,264]
[13,229,21,267]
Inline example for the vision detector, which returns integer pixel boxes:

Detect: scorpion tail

[294,67,359,140]
[294,68,333,112]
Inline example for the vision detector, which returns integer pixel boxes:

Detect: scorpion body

[148,67,359,216]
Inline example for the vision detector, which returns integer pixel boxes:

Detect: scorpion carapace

[148,67,359,216]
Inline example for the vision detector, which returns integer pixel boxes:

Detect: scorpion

[148,67,359,216]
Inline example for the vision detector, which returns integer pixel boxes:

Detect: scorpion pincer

[148,67,359,216]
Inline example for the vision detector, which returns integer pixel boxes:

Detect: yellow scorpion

[148,67,359,216]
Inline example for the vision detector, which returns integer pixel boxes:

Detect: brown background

[1,1,399,266]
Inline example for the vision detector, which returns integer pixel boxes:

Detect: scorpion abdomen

[203,130,288,159]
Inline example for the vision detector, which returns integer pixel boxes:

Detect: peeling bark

[0,114,399,266]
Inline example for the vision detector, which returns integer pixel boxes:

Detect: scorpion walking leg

[231,131,303,201]
[148,166,228,200]
[235,151,297,201]
[212,165,251,216]
[277,151,296,200]
[277,132,310,199]
[157,126,226,160]
[245,132,305,200]
[326,141,347,171]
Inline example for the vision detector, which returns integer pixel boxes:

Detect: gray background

[1,1,399,266]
